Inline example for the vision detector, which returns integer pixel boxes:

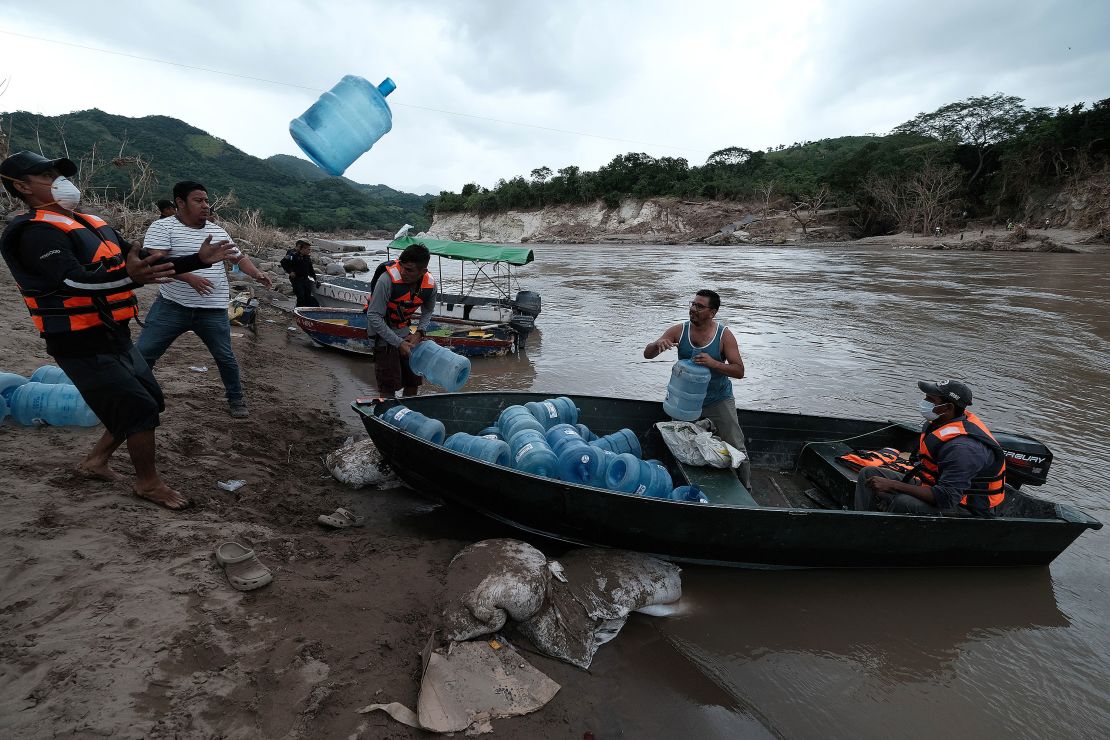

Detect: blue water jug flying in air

[289,75,397,177]
[7,382,100,427]
[408,340,471,392]
[381,405,446,444]
[663,359,711,421]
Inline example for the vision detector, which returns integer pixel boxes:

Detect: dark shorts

[374,341,421,395]
[54,343,165,441]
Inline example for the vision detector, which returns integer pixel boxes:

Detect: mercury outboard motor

[994,431,1052,488]
[508,314,535,347]
[513,290,541,318]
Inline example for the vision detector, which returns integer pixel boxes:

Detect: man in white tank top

[645,289,752,489]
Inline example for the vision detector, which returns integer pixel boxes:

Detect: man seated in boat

[854,379,1007,517]
[644,290,752,489]
[365,242,436,397]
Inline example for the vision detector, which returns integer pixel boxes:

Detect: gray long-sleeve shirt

[365,271,436,347]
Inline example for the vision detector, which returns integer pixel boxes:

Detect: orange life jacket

[364,259,435,329]
[917,411,1006,508]
[0,210,138,333]
[836,447,916,475]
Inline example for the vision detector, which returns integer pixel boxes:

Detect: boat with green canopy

[314,228,541,342]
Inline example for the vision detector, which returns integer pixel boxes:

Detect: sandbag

[656,419,747,469]
[324,437,401,489]
[437,539,683,669]
[440,539,549,642]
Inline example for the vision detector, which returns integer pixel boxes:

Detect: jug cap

[378,78,397,96]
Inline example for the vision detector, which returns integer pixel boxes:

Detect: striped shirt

[144,217,239,308]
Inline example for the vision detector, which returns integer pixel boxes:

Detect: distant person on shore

[280,238,320,307]
[365,243,436,397]
[136,181,273,419]
[644,290,752,489]
[0,151,236,510]
[853,380,1007,517]
[156,199,176,219]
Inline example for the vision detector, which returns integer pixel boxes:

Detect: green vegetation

[0,109,431,232]
[430,93,1110,236]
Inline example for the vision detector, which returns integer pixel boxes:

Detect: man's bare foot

[76,461,124,482]
[132,482,190,510]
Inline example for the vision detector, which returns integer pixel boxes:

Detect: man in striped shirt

[136,181,273,418]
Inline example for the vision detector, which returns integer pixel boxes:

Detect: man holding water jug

[644,290,752,489]
[365,243,436,397]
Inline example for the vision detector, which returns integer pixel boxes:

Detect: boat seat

[677,461,759,507]
[796,441,859,507]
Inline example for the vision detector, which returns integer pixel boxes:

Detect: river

[321,241,1110,738]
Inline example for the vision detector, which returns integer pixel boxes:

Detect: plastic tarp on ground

[389,236,535,266]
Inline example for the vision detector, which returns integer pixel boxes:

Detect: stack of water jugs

[0,365,100,427]
[379,394,709,503]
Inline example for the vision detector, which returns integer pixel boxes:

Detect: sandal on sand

[317,507,365,529]
[214,542,273,591]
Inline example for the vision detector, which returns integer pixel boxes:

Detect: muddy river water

[321,241,1109,738]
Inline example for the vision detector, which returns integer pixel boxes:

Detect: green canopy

[388,236,534,266]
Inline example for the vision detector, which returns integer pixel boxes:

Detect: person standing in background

[280,238,320,307]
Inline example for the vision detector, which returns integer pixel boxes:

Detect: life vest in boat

[836,447,916,475]
[363,259,435,329]
[0,209,138,333]
[917,411,1007,509]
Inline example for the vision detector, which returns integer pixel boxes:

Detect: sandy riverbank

[0,269,653,738]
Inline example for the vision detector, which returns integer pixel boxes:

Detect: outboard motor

[508,313,535,347]
[514,290,541,318]
[994,431,1052,488]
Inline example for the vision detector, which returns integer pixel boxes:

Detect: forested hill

[432,94,1110,237]
[0,109,432,231]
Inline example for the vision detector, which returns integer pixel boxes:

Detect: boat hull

[294,308,517,358]
[356,392,1102,569]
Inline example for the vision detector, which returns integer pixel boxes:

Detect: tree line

[429,93,1110,236]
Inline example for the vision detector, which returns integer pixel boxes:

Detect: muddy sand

[0,269,688,739]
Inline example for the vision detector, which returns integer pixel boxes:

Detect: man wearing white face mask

[853,379,1008,517]
[0,151,237,511]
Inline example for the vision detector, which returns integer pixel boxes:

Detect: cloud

[2,0,1105,194]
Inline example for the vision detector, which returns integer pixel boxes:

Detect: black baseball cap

[918,379,973,407]
[0,151,78,197]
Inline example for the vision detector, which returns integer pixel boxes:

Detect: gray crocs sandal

[317,507,366,529]
[215,541,273,591]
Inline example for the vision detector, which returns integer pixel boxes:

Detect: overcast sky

[2,0,1107,195]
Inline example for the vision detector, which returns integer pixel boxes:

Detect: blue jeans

[136,296,244,405]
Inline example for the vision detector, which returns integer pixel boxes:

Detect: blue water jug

[498,405,546,441]
[381,405,446,444]
[591,428,642,458]
[477,425,503,440]
[508,429,559,478]
[0,395,8,423]
[30,365,73,385]
[670,484,710,503]
[408,341,471,392]
[7,382,100,427]
[574,423,598,442]
[0,371,29,401]
[525,397,579,429]
[289,75,397,177]
[544,425,604,485]
[604,453,646,493]
[638,460,674,498]
[663,359,711,421]
[445,432,510,466]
